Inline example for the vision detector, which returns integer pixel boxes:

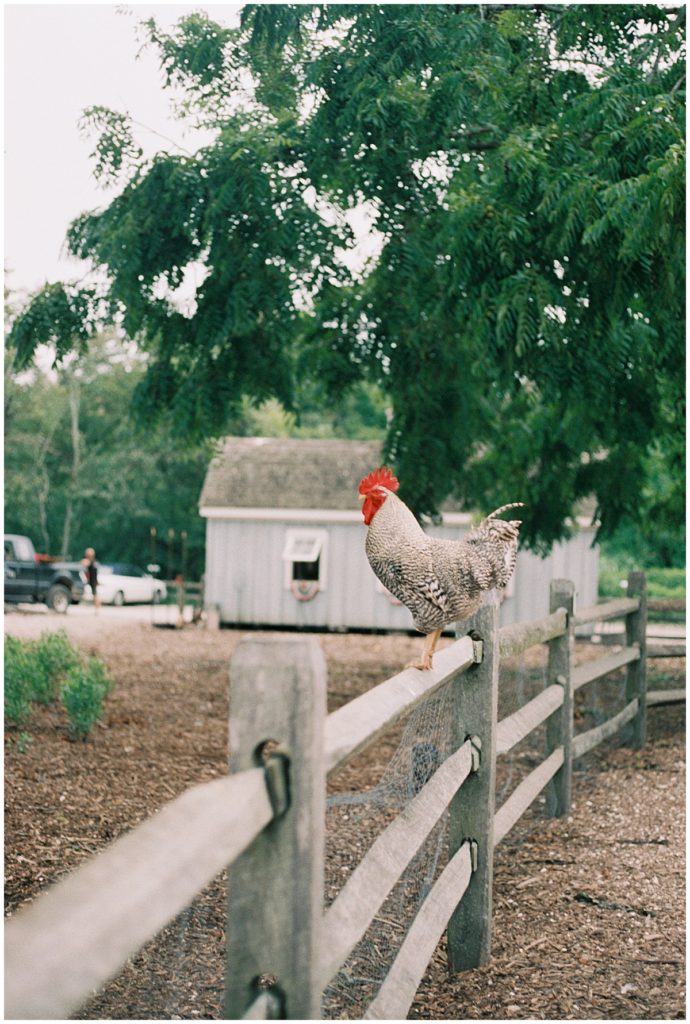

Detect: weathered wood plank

[363,842,473,1020]
[498,608,567,659]
[320,740,473,990]
[448,597,499,971]
[225,637,326,1021]
[545,580,575,818]
[585,635,685,653]
[624,573,647,749]
[647,688,686,705]
[648,598,686,613]
[572,596,640,626]
[572,698,639,760]
[496,684,564,757]
[324,635,476,775]
[493,747,564,847]
[648,642,686,659]
[572,646,640,691]
[5,769,273,1021]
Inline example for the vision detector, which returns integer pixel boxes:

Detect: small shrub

[645,567,686,600]
[4,631,80,710]
[16,731,32,754]
[5,632,113,740]
[4,636,35,726]
[599,558,686,602]
[84,655,113,697]
[34,630,80,699]
[61,657,112,740]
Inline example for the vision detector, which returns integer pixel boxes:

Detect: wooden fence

[5,572,685,1020]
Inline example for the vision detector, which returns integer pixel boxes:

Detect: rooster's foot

[407,657,433,671]
[407,629,442,671]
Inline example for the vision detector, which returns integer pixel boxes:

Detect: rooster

[359,467,523,670]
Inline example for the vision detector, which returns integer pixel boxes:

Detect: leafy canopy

[8,4,685,550]
[4,331,212,575]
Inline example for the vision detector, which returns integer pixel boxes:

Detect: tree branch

[671,72,685,95]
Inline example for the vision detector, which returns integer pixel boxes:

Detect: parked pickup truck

[4,534,85,613]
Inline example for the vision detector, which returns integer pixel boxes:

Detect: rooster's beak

[358,493,365,501]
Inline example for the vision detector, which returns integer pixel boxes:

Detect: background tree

[4,319,388,575]
[7,4,685,556]
[5,331,213,576]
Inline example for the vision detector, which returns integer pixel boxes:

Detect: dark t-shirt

[86,561,98,590]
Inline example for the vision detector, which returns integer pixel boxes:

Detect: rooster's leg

[408,628,443,671]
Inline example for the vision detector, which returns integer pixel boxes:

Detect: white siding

[204,515,598,631]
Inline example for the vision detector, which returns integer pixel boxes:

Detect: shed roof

[199,436,597,524]
[199,437,384,510]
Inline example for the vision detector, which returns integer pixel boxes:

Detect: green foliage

[79,106,143,187]
[4,332,211,575]
[61,657,112,741]
[6,4,685,551]
[8,283,96,368]
[599,550,686,601]
[21,642,55,705]
[15,732,32,755]
[236,378,388,440]
[4,633,112,739]
[5,630,80,712]
[645,567,686,600]
[3,633,75,709]
[4,636,34,727]
[34,630,81,700]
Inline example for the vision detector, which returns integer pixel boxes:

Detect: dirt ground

[4,605,686,1020]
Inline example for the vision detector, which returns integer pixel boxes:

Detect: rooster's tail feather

[483,501,525,522]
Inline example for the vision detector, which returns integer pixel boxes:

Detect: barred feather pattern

[365,492,523,634]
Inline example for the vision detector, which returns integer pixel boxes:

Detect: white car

[86,563,167,606]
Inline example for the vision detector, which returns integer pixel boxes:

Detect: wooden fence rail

[5,572,685,1020]
[5,771,275,1020]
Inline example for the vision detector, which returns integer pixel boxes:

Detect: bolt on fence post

[447,592,500,971]
[224,637,327,1020]
[624,571,647,749]
[545,579,575,817]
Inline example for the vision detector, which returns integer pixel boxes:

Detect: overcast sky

[4,4,240,296]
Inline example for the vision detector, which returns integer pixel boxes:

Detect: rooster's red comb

[358,466,400,495]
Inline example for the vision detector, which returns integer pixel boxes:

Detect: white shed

[199,437,599,631]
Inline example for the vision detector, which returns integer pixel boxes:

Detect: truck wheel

[47,584,71,614]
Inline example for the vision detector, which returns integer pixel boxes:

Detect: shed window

[282,529,328,594]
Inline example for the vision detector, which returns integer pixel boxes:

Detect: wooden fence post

[545,579,575,817]
[224,637,327,1020]
[624,571,647,749]
[447,592,500,971]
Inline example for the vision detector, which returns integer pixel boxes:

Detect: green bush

[23,640,56,704]
[598,556,629,600]
[4,636,33,727]
[645,567,686,600]
[4,631,82,711]
[34,630,80,699]
[61,657,112,740]
[5,633,113,739]
[598,556,686,602]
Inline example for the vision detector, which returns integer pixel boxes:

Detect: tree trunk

[36,440,52,554]
[61,372,81,559]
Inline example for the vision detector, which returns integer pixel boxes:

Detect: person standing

[82,547,101,612]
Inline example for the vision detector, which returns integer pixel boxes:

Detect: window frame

[282,528,328,592]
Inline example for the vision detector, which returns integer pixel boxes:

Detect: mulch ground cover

[4,614,685,1020]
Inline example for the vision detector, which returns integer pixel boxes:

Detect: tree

[4,332,212,576]
[7,4,685,552]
